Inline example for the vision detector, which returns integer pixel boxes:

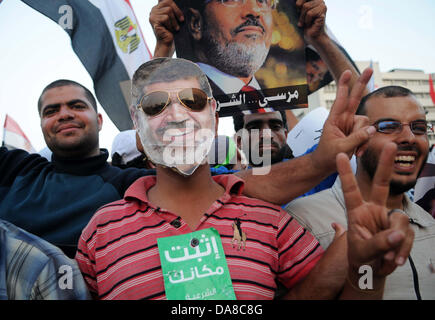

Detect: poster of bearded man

[174,0,309,116]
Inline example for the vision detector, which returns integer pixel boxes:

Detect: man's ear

[188,8,203,41]
[214,111,219,136]
[97,113,103,132]
[135,131,145,154]
[235,133,242,150]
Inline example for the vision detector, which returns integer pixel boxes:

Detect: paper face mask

[132,64,216,176]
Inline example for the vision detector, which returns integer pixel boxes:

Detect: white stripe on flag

[89,0,152,78]
[3,130,35,153]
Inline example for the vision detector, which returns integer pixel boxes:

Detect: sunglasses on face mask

[137,88,213,117]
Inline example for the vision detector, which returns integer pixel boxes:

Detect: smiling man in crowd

[286,86,435,299]
[0,80,153,257]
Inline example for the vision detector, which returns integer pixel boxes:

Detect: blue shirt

[211,144,337,206]
[0,219,90,300]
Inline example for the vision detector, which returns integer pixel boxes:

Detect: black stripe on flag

[21,0,134,131]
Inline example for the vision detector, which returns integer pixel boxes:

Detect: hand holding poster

[174,0,309,116]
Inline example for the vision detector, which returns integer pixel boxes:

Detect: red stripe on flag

[429,74,435,105]
[3,114,35,152]
[4,115,31,142]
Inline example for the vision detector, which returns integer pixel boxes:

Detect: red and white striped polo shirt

[76,174,323,300]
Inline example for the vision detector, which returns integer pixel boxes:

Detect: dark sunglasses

[137,88,213,117]
[373,120,433,135]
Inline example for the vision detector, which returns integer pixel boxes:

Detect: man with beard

[232,110,293,166]
[76,58,413,300]
[150,0,362,98]
[285,86,435,299]
[150,0,363,182]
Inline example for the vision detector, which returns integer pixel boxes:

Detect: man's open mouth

[394,154,417,171]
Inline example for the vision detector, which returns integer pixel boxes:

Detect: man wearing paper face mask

[76,58,413,300]
[76,58,324,299]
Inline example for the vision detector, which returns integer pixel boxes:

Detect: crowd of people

[0,0,433,300]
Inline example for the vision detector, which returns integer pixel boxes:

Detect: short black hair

[38,79,97,114]
[232,110,289,132]
[356,85,415,116]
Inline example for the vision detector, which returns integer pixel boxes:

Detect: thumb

[341,126,376,156]
[332,222,346,240]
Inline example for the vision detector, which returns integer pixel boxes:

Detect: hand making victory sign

[311,68,375,174]
[336,143,415,299]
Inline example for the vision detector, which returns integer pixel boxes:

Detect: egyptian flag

[2,115,36,153]
[429,74,435,105]
[21,0,152,131]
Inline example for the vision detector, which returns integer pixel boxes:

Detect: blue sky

[324,0,435,73]
[0,0,434,152]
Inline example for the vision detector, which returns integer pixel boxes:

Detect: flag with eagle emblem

[21,0,152,131]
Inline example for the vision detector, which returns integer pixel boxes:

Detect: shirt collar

[52,149,109,175]
[197,62,261,93]
[124,174,245,206]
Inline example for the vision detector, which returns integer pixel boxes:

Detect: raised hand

[337,142,414,288]
[296,0,327,43]
[149,0,184,57]
[311,68,375,173]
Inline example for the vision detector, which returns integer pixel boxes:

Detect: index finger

[346,68,373,115]
[328,68,372,121]
[327,69,352,120]
[337,152,364,213]
[370,142,397,206]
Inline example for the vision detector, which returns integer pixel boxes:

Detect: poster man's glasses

[211,0,279,10]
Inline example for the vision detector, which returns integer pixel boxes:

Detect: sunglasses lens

[141,91,169,116]
[179,88,208,111]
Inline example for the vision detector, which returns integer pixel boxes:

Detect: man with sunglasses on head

[76,58,413,300]
[286,86,435,299]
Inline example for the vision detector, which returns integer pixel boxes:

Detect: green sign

[157,228,236,300]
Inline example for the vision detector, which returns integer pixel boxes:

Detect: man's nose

[398,124,417,143]
[260,127,273,139]
[243,0,263,15]
[165,98,188,122]
[58,105,75,120]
